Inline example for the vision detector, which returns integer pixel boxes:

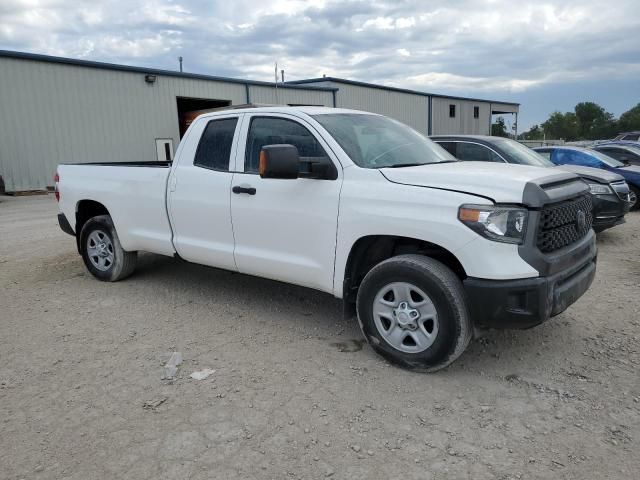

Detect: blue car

[534,146,640,210]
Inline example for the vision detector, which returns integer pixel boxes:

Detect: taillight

[54,172,60,201]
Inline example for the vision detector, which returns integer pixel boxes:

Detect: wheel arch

[75,200,111,252]
[340,235,467,314]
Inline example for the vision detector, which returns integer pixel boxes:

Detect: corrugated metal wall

[0,57,332,192]
[430,97,491,135]
[306,81,430,134]
[248,85,333,106]
[0,55,517,192]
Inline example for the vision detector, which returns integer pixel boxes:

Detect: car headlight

[458,205,528,244]
[588,183,613,195]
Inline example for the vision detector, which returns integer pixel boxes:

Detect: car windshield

[312,113,456,168]
[491,138,554,167]
[617,145,640,155]
[585,149,625,167]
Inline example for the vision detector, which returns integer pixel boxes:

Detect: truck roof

[198,105,375,119]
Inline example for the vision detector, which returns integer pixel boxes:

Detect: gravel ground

[1,194,638,480]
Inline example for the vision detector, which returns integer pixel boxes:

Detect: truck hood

[554,165,624,184]
[380,162,580,204]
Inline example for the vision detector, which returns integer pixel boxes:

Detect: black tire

[79,215,137,281]
[629,186,639,211]
[356,254,471,372]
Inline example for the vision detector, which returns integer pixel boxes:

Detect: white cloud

[0,0,638,103]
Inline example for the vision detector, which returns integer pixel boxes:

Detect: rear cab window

[194,117,239,171]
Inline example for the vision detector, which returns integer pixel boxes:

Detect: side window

[622,134,639,141]
[537,150,552,160]
[600,148,629,162]
[456,143,503,162]
[436,141,457,157]
[245,117,329,174]
[194,117,238,171]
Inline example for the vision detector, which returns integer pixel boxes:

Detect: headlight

[459,205,528,244]
[588,183,613,195]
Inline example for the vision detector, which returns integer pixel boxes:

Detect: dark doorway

[177,97,231,137]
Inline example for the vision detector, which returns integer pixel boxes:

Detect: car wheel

[80,215,137,281]
[356,254,472,372]
[629,186,639,211]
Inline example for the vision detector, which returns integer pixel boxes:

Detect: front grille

[611,181,631,202]
[537,194,593,253]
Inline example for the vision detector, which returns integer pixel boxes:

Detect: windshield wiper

[385,160,456,168]
[386,162,429,168]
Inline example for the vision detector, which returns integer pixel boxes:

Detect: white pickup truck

[56,106,597,371]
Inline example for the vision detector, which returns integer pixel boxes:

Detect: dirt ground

[0,194,638,480]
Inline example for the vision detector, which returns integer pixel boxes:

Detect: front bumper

[464,233,597,329]
[591,193,629,232]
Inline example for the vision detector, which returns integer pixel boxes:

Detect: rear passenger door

[230,114,342,293]
[167,113,242,270]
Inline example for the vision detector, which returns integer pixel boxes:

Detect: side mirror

[259,144,299,179]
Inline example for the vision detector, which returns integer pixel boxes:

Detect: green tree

[491,117,509,137]
[574,102,616,139]
[618,103,640,132]
[522,124,544,140]
[542,111,579,141]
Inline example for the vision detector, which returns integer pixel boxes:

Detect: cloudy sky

[1,0,639,130]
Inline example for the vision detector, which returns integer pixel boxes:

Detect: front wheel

[79,215,137,281]
[356,255,471,372]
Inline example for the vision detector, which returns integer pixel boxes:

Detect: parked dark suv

[432,135,631,232]
[592,142,640,166]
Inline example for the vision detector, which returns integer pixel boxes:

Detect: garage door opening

[177,97,231,137]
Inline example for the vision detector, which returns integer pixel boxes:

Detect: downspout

[427,96,432,135]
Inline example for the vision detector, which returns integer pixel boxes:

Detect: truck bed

[57,163,175,256]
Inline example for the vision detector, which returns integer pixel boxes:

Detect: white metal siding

[248,85,333,106]
[430,97,491,135]
[0,57,331,191]
[308,81,429,134]
[491,102,519,114]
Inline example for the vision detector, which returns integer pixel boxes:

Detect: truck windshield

[312,114,455,168]
[491,138,555,167]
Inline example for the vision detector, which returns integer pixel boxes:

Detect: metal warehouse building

[0,50,519,193]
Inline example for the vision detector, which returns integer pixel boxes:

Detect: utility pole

[274,62,279,104]
[178,56,183,73]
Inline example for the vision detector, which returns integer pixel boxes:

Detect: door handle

[232,185,256,195]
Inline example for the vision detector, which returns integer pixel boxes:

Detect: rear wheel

[80,215,137,281]
[356,254,471,372]
[629,186,639,211]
